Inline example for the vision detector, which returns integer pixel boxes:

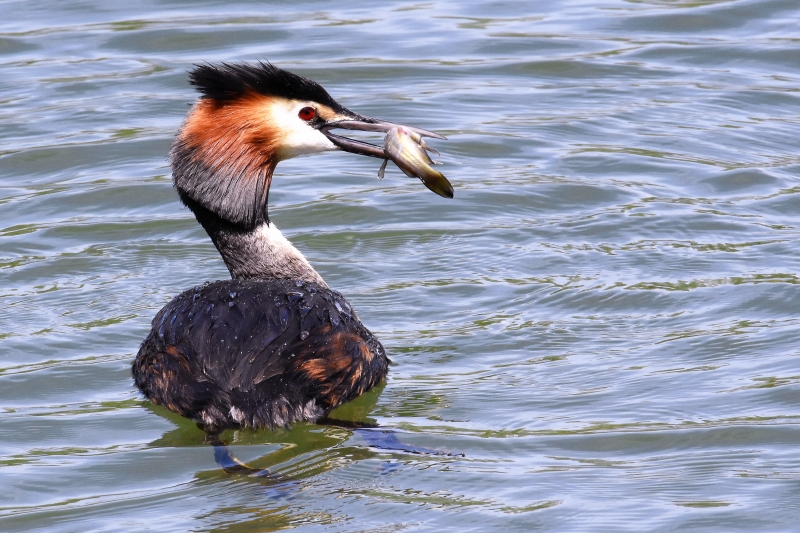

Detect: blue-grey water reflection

[2,1,800,531]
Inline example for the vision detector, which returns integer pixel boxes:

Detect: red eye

[298,107,316,121]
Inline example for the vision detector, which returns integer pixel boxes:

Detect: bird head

[171,62,444,227]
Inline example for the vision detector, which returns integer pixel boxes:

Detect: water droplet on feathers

[300,331,309,340]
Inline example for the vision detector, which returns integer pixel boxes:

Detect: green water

[2,0,800,531]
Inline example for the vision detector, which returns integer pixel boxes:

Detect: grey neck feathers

[205,218,327,286]
[172,145,326,286]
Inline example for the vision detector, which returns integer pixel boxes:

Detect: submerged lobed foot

[206,419,463,475]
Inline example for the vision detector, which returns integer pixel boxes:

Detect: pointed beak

[319,112,446,159]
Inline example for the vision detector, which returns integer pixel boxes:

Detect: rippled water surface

[2,0,800,531]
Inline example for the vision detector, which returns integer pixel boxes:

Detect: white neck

[208,221,327,286]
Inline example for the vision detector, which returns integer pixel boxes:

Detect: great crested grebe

[133,63,448,435]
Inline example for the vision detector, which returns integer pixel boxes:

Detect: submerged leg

[204,431,264,474]
[355,428,463,456]
[317,417,463,457]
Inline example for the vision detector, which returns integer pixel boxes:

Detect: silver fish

[379,126,453,198]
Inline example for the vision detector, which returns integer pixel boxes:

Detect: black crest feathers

[188,62,342,109]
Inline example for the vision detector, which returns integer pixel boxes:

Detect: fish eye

[298,107,316,121]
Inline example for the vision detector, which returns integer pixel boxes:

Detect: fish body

[381,126,453,198]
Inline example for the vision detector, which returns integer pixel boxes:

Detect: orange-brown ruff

[181,93,281,181]
[132,63,393,432]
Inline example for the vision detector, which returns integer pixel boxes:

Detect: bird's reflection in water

[144,384,464,530]
[147,383,457,488]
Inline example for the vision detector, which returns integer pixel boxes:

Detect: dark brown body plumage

[134,278,388,431]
